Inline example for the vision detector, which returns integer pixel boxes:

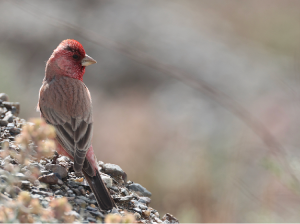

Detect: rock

[121,188,129,196]
[134,212,141,220]
[98,161,104,168]
[9,127,21,135]
[138,197,151,205]
[139,203,148,210]
[3,111,14,123]
[45,164,68,178]
[39,173,63,185]
[119,195,134,201]
[162,213,179,224]
[103,163,125,178]
[86,206,97,212]
[101,175,112,188]
[88,193,95,200]
[0,93,8,102]
[87,217,97,223]
[0,120,8,126]
[73,188,80,196]
[10,186,21,196]
[75,198,86,206]
[133,207,142,214]
[33,180,40,186]
[41,200,49,208]
[127,183,152,197]
[66,210,80,219]
[21,181,31,190]
[2,102,20,116]
[109,185,118,192]
[6,123,14,130]
[80,187,86,195]
[142,209,151,217]
[31,189,53,197]
[89,210,104,218]
[1,155,12,166]
[55,190,63,195]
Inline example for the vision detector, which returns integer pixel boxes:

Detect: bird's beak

[81,54,97,66]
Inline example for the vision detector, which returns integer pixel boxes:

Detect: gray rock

[66,210,80,219]
[15,172,26,179]
[119,195,134,201]
[0,93,9,102]
[109,185,118,192]
[45,164,68,178]
[6,123,14,130]
[138,197,151,205]
[41,200,49,208]
[111,208,119,214]
[100,175,112,188]
[33,180,40,186]
[161,213,179,224]
[77,195,96,204]
[89,210,104,218]
[75,198,86,205]
[21,181,31,190]
[121,188,129,196]
[73,188,80,196]
[88,193,95,200]
[54,190,63,195]
[133,207,142,214]
[31,194,43,199]
[31,189,53,197]
[134,212,141,220]
[2,102,20,116]
[86,206,97,212]
[103,163,125,177]
[9,127,21,135]
[87,217,97,223]
[67,181,78,188]
[1,155,12,166]
[0,120,8,126]
[127,183,152,197]
[3,111,14,123]
[77,195,89,202]
[139,203,148,210]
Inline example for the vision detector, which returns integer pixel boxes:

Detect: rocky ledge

[0,93,179,223]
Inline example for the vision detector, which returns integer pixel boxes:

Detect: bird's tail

[82,169,115,210]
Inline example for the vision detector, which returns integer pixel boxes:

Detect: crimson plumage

[38,39,115,210]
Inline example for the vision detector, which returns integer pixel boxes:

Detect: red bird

[38,39,115,210]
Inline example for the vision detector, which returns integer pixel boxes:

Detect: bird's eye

[73,54,79,59]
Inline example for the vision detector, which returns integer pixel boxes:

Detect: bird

[37,39,115,210]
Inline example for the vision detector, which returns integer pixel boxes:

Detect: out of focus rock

[45,164,68,178]
[101,175,112,188]
[162,213,179,223]
[0,93,9,102]
[38,173,63,185]
[127,183,152,197]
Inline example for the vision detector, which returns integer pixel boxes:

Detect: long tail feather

[82,169,115,210]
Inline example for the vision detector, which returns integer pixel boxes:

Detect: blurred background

[1,0,300,222]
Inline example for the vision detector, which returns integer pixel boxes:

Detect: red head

[46,39,96,81]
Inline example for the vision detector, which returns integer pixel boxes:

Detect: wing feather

[39,76,95,176]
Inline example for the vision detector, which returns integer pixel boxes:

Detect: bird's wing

[38,76,95,176]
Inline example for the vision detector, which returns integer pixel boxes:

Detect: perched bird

[38,39,115,210]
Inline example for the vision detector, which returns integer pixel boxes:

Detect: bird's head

[46,39,97,81]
